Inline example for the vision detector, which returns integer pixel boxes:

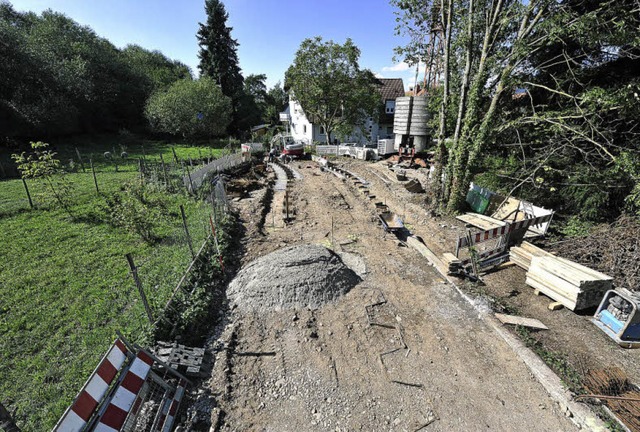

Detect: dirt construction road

[208,160,578,431]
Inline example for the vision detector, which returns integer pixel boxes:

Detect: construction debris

[584,368,640,431]
[552,214,640,294]
[154,341,207,376]
[525,255,613,311]
[403,178,424,193]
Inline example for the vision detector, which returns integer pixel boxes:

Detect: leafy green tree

[285,37,380,144]
[0,4,190,139]
[12,141,74,217]
[265,82,288,125]
[197,0,244,133]
[144,77,231,138]
[121,44,192,94]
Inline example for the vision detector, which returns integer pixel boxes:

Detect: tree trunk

[445,0,543,213]
[444,0,505,209]
[453,0,474,143]
[433,0,453,205]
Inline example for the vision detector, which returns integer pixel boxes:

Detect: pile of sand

[227,244,361,311]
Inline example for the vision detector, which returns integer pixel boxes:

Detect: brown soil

[203,159,580,431]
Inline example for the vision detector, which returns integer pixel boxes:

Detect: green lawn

[0,139,220,430]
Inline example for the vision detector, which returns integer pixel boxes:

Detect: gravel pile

[228,244,361,311]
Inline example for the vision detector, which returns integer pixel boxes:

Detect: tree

[197,0,244,133]
[121,44,192,93]
[265,82,288,125]
[393,0,640,221]
[144,77,231,138]
[285,37,380,144]
[12,141,74,217]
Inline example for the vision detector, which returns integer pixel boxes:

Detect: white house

[282,78,405,145]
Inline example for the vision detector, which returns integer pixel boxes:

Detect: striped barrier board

[159,380,187,432]
[94,351,154,431]
[53,339,130,432]
[456,213,553,250]
[457,245,509,267]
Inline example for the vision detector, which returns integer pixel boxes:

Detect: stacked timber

[526,256,613,310]
[443,252,462,273]
[509,241,553,270]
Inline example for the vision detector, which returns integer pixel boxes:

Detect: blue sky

[9,0,416,89]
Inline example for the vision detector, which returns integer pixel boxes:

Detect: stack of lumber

[526,256,613,310]
[443,252,461,273]
[509,241,553,270]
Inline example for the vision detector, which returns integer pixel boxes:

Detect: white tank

[393,96,429,152]
[393,96,429,136]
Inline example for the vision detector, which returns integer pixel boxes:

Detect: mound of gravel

[228,244,361,311]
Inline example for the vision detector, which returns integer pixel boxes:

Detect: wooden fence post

[172,147,179,165]
[331,215,335,247]
[112,147,119,172]
[22,178,34,209]
[125,253,154,324]
[184,163,194,194]
[90,159,99,194]
[160,154,169,186]
[180,205,195,259]
[75,147,86,172]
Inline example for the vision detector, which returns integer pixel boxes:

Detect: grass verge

[0,139,221,430]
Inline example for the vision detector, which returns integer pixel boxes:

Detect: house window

[387,126,393,135]
[319,126,325,135]
[385,99,395,114]
[303,125,307,134]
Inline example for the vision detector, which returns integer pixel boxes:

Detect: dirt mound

[228,244,361,311]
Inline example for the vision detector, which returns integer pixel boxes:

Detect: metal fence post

[125,253,154,324]
[180,205,195,259]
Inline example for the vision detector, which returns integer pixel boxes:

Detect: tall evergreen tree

[197,0,244,133]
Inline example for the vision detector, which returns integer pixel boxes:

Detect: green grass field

[0,137,223,430]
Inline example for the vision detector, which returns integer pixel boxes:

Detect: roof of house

[375,78,405,101]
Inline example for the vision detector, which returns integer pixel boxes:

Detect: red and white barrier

[94,351,154,431]
[160,379,187,432]
[53,339,129,432]
[456,213,554,250]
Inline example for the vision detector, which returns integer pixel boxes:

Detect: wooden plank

[491,197,521,221]
[442,252,461,264]
[528,263,582,299]
[555,256,613,281]
[456,213,507,230]
[495,313,549,330]
[525,277,577,310]
[548,301,564,311]
[534,256,608,285]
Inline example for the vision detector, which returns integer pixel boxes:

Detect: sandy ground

[204,159,578,431]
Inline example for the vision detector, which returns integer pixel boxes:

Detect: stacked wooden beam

[509,241,553,270]
[443,252,462,273]
[526,256,613,310]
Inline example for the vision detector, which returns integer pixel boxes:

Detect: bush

[145,77,231,139]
